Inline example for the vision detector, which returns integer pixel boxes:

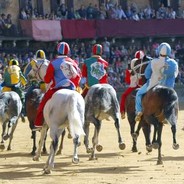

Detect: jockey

[135,42,179,122]
[120,55,143,119]
[25,50,47,94]
[2,59,27,121]
[81,44,109,97]
[33,41,81,130]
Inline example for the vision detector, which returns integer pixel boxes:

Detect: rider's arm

[44,63,54,84]
[81,63,87,78]
[144,62,152,79]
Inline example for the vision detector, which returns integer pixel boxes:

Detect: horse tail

[68,93,85,139]
[163,88,178,121]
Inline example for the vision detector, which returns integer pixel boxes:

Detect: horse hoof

[7,146,11,151]
[86,148,93,153]
[146,145,152,152]
[0,144,5,150]
[43,168,51,174]
[89,156,97,161]
[33,156,40,161]
[157,160,163,165]
[96,145,103,152]
[119,143,126,150]
[152,142,159,149]
[72,157,79,164]
[56,150,62,155]
[131,146,138,152]
[41,150,48,155]
[3,134,10,141]
[131,133,139,141]
[68,133,72,139]
[173,143,179,150]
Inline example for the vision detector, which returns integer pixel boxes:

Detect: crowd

[1,1,184,37]
[0,38,184,89]
[18,1,184,21]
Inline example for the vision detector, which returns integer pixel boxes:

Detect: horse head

[132,56,152,84]
[28,59,50,82]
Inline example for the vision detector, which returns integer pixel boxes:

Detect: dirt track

[1,105,184,184]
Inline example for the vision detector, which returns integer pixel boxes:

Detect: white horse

[28,59,85,174]
[0,91,22,150]
[84,84,126,160]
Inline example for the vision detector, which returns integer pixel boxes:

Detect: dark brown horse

[125,57,179,164]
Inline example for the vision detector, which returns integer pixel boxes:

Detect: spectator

[78,5,87,20]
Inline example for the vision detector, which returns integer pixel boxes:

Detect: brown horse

[126,57,179,164]
[125,57,150,152]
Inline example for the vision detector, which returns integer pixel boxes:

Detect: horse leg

[42,130,48,155]
[7,122,18,150]
[171,125,179,150]
[72,135,80,164]
[56,129,66,155]
[90,119,102,160]
[31,131,37,155]
[43,128,60,174]
[157,124,163,165]
[142,123,152,152]
[152,124,160,149]
[127,115,138,152]
[114,118,126,150]
[33,123,48,161]
[0,123,6,150]
[84,120,93,154]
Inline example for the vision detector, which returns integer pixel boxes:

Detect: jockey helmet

[134,50,145,60]
[92,44,103,55]
[57,42,70,55]
[36,50,46,59]
[9,59,19,66]
[158,42,171,57]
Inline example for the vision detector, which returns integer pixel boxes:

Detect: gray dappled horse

[0,91,22,150]
[27,59,85,174]
[84,83,126,160]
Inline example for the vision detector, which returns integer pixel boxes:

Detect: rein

[132,60,150,77]
[33,61,44,81]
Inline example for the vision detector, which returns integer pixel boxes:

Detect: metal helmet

[134,50,145,60]
[36,50,46,59]
[158,42,171,57]
[92,44,103,55]
[9,59,19,66]
[57,42,70,55]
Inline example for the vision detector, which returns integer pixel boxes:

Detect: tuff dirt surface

[1,105,184,184]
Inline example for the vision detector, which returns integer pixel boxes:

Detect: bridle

[132,59,150,77]
[31,60,45,81]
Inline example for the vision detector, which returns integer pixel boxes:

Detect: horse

[125,57,150,152]
[84,83,126,160]
[24,61,68,158]
[0,91,22,151]
[126,57,179,164]
[27,59,85,174]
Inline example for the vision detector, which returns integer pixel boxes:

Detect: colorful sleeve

[144,62,152,79]
[20,71,27,86]
[44,63,55,84]
[81,63,87,78]
[70,64,81,87]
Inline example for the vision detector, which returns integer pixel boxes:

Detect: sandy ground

[1,105,184,184]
